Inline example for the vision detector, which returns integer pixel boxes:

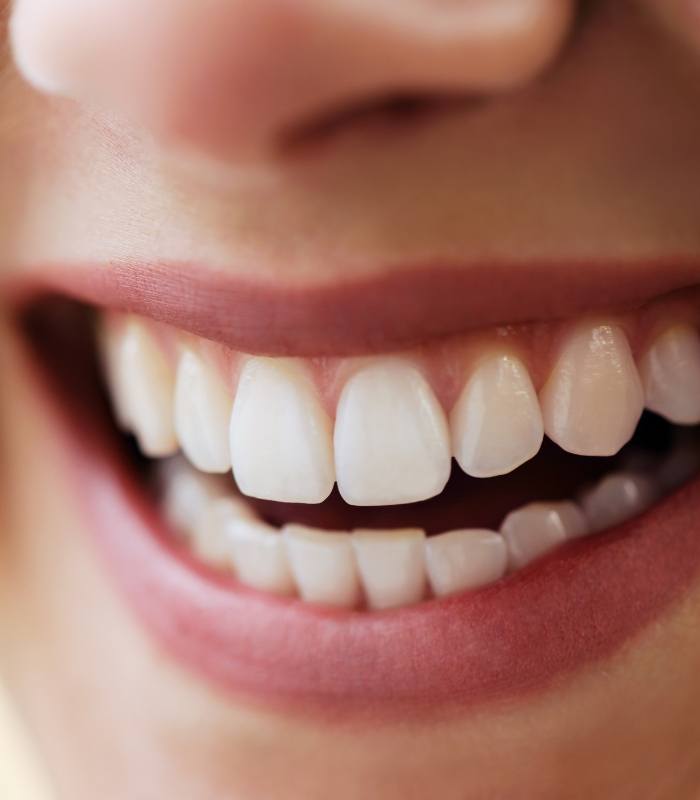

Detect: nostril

[279,90,488,154]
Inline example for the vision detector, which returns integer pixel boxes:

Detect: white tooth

[500,501,588,570]
[425,529,507,597]
[158,456,229,536]
[191,497,257,569]
[229,358,335,504]
[352,529,426,610]
[640,325,700,425]
[335,359,451,506]
[106,317,177,456]
[174,350,233,473]
[450,351,543,478]
[228,519,296,596]
[579,472,658,533]
[539,323,644,457]
[283,525,361,609]
[98,319,132,429]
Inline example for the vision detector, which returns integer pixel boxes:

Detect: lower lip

[25,332,700,718]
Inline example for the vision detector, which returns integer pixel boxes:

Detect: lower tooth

[657,432,700,492]
[579,472,657,533]
[160,457,229,536]
[283,525,361,609]
[352,529,427,610]
[500,501,588,570]
[192,497,255,568]
[425,529,507,597]
[228,519,297,596]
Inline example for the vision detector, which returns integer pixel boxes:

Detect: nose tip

[10,0,577,164]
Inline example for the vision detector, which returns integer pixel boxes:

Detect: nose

[10,0,576,163]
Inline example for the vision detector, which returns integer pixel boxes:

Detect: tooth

[158,456,229,536]
[579,472,658,533]
[174,350,233,473]
[105,317,178,456]
[228,519,296,596]
[98,319,132,429]
[539,322,644,456]
[283,525,361,608]
[450,351,543,477]
[640,325,700,425]
[352,529,426,610]
[335,359,451,506]
[425,529,507,597]
[500,501,588,570]
[191,497,257,569]
[229,358,335,504]
[658,434,700,492]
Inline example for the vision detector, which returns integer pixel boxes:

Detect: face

[3,1,700,798]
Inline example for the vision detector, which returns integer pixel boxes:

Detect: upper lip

[7,257,700,356]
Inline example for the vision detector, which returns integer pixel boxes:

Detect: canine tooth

[500,501,588,569]
[579,472,658,533]
[640,325,700,425]
[174,350,233,473]
[192,497,256,569]
[425,529,507,597]
[352,529,426,610]
[335,360,451,506]
[229,358,335,504]
[540,323,644,457]
[106,318,177,456]
[229,519,296,596]
[451,351,543,477]
[159,456,229,535]
[284,525,361,609]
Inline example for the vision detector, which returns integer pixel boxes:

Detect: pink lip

[10,257,700,356]
[21,313,700,717]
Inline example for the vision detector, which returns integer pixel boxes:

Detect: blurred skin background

[4,2,700,799]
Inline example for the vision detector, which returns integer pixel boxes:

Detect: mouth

[11,261,700,715]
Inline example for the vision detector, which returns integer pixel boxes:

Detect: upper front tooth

[640,325,700,425]
[353,528,426,610]
[229,358,335,504]
[579,472,657,533]
[500,501,588,569]
[539,322,644,457]
[334,359,451,506]
[450,351,543,478]
[284,524,361,609]
[104,317,178,457]
[174,350,233,473]
[425,529,507,597]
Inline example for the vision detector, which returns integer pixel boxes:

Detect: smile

[12,260,700,714]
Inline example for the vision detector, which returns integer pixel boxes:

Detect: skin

[2,0,700,797]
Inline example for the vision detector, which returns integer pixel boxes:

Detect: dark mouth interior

[18,295,689,535]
